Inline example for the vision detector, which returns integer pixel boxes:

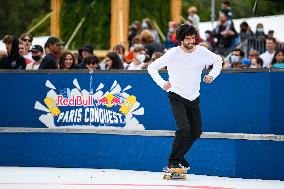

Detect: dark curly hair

[176,24,197,42]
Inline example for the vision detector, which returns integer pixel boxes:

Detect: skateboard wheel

[166,175,171,180]
[163,174,167,179]
[182,175,186,180]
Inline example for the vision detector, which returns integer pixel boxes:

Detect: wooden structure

[171,0,182,24]
[110,0,130,50]
[51,0,62,37]
[50,0,182,49]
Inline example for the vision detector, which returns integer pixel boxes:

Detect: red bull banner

[34,76,145,130]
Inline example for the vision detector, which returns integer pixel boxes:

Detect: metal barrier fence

[241,38,283,58]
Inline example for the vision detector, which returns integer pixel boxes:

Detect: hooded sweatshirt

[0,36,26,69]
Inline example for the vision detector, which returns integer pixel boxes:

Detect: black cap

[46,36,65,46]
[78,44,94,56]
[29,45,43,52]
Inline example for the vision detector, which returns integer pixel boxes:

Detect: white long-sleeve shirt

[147,45,223,101]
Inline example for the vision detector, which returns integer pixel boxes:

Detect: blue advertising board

[0,70,283,134]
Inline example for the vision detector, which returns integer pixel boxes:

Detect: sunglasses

[23,38,32,42]
[87,61,97,65]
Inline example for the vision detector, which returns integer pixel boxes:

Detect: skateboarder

[147,24,222,170]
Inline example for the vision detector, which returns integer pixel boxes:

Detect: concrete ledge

[0,127,283,141]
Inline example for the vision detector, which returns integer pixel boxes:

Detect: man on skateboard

[148,24,222,172]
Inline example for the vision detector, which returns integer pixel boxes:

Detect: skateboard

[163,167,187,180]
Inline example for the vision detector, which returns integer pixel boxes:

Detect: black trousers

[168,92,202,167]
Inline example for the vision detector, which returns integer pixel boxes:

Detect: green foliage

[0,0,50,38]
[129,0,171,36]
[182,0,284,22]
[60,0,111,50]
[1,0,284,49]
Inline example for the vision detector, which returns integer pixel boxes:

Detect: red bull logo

[57,95,94,106]
[36,78,144,129]
[96,93,122,107]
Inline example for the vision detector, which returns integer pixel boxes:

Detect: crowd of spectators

[0,0,283,71]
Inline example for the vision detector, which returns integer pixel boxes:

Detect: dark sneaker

[166,163,187,173]
[180,158,189,168]
[167,162,181,169]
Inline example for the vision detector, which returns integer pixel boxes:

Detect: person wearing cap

[26,45,44,70]
[147,24,222,170]
[78,44,94,59]
[39,36,64,69]
[76,44,94,68]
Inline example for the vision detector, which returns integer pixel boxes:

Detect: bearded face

[182,35,195,50]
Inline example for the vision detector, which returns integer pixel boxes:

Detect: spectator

[187,6,200,28]
[268,30,281,49]
[248,49,260,60]
[26,45,44,70]
[125,45,146,70]
[19,33,33,60]
[220,0,232,20]
[249,57,263,68]
[268,30,274,38]
[44,42,50,55]
[19,40,33,64]
[0,35,25,69]
[255,23,267,42]
[105,51,124,70]
[124,36,142,64]
[142,18,161,44]
[213,11,237,56]
[113,44,126,62]
[78,44,94,59]
[204,30,216,52]
[140,29,164,57]
[229,48,246,68]
[39,36,64,69]
[239,21,254,42]
[271,50,284,69]
[128,20,142,48]
[259,37,276,68]
[84,55,101,73]
[76,44,94,68]
[164,21,179,49]
[59,51,76,69]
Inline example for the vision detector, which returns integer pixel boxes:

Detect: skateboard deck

[163,167,187,180]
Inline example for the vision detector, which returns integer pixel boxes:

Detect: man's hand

[203,75,214,83]
[163,81,172,90]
